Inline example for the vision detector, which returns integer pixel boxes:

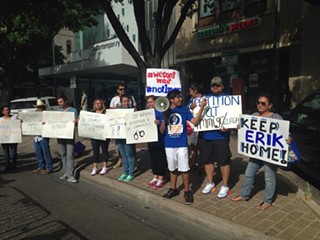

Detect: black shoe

[162,188,179,199]
[184,191,194,205]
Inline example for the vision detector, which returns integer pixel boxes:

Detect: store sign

[196,17,261,39]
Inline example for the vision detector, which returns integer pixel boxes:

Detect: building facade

[39,1,175,109]
[175,0,320,113]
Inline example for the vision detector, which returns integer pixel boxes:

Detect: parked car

[9,96,60,116]
[286,92,320,181]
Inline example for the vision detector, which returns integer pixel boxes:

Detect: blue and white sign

[238,114,290,167]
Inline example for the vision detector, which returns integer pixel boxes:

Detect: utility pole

[272,0,281,110]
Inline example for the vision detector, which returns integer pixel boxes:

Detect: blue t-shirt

[164,106,194,148]
[58,106,78,119]
[202,92,230,140]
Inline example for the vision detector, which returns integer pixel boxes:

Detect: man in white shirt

[109,83,137,110]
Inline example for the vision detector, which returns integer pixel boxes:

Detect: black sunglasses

[211,84,221,87]
[256,101,267,106]
[118,88,126,91]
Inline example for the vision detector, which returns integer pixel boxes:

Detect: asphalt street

[0,169,236,240]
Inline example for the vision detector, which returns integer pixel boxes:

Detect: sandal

[231,195,245,202]
[257,202,272,210]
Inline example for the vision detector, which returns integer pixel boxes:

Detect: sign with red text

[238,114,290,167]
[146,68,181,97]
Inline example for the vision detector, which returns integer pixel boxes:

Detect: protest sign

[146,68,181,96]
[0,119,22,143]
[104,109,134,139]
[78,111,106,140]
[194,95,242,132]
[237,114,290,167]
[19,112,43,135]
[125,109,158,144]
[42,111,75,139]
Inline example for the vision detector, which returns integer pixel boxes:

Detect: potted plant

[305,181,312,201]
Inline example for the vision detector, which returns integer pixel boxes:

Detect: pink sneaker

[147,180,157,187]
[154,182,164,189]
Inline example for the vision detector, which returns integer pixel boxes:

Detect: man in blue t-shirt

[56,95,78,183]
[199,76,232,198]
[160,90,207,205]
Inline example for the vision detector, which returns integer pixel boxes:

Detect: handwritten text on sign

[104,109,134,139]
[19,112,43,136]
[42,111,75,139]
[146,68,181,97]
[78,111,107,140]
[237,114,290,167]
[194,95,242,132]
[0,119,22,143]
[125,109,158,144]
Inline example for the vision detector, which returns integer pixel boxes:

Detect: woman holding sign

[231,93,286,210]
[0,105,19,170]
[117,95,136,182]
[90,98,110,176]
[145,95,167,189]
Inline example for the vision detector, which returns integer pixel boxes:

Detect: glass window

[66,40,72,54]
[199,0,216,19]
[10,101,36,110]
[48,99,58,107]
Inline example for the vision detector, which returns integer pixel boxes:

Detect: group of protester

[1,78,292,210]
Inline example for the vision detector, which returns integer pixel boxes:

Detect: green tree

[100,0,197,86]
[0,0,101,98]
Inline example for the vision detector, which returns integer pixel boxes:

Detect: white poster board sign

[194,95,242,132]
[104,109,134,139]
[237,114,290,167]
[42,111,75,139]
[125,109,158,144]
[19,112,43,136]
[0,119,22,143]
[146,68,181,97]
[78,111,106,140]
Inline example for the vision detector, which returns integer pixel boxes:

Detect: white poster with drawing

[125,109,158,144]
[194,95,242,132]
[103,109,134,139]
[19,112,43,136]
[0,119,22,143]
[42,111,75,139]
[78,111,106,140]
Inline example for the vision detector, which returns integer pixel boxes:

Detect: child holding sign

[231,93,289,210]
[117,95,136,182]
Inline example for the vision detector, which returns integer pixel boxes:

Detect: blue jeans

[240,158,277,204]
[117,140,135,176]
[1,144,18,168]
[57,139,75,177]
[34,138,53,171]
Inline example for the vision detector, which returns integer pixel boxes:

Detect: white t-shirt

[109,95,137,108]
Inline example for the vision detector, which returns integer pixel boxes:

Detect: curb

[79,169,279,240]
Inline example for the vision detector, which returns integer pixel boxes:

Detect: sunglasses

[118,88,126,91]
[256,101,267,106]
[211,84,221,88]
[174,95,182,99]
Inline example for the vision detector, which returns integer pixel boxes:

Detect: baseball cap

[211,76,222,86]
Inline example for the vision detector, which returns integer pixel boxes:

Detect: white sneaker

[91,168,98,176]
[100,167,108,175]
[202,182,215,194]
[67,176,77,183]
[217,185,230,198]
[59,173,68,180]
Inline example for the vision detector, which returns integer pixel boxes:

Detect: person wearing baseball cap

[32,99,53,174]
[199,76,232,199]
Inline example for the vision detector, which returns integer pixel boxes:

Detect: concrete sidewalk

[71,133,320,240]
[2,134,320,240]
